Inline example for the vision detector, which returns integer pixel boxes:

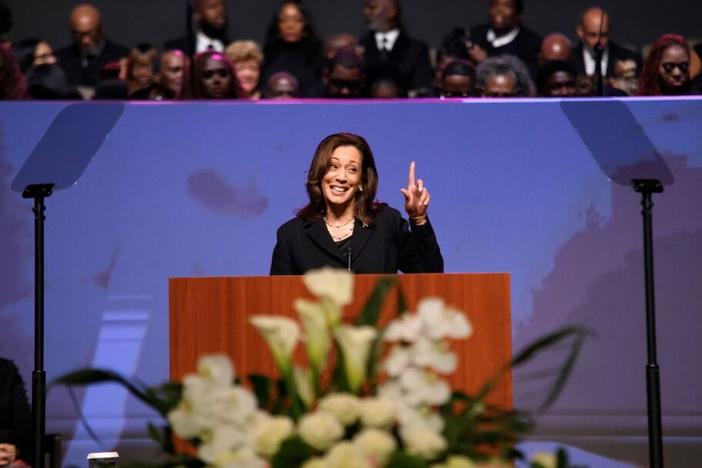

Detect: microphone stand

[633,179,665,468]
[23,183,54,468]
[186,1,196,98]
[593,9,606,96]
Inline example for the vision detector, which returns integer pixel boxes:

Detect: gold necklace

[324,216,355,229]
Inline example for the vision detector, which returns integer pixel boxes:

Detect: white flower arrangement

[55,267,587,468]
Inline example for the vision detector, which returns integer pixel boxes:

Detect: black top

[470,24,542,77]
[0,358,32,464]
[572,41,643,78]
[262,40,325,98]
[270,205,443,275]
[55,40,129,87]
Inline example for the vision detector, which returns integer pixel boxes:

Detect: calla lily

[295,298,331,374]
[334,325,378,392]
[293,366,315,408]
[250,316,300,375]
[303,267,353,307]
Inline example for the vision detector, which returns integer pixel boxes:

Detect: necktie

[380,36,389,60]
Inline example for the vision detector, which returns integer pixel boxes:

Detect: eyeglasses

[203,68,230,79]
[661,61,689,74]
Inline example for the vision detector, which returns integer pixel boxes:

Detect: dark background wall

[5,0,702,53]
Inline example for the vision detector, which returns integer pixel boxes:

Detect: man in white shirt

[573,7,641,79]
[164,0,229,55]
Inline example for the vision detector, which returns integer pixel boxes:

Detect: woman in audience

[262,0,324,97]
[225,40,264,100]
[0,358,32,466]
[125,43,158,96]
[0,44,27,99]
[193,50,239,99]
[270,132,443,274]
[639,34,698,96]
[13,38,57,73]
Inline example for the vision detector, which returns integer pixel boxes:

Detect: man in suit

[468,0,542,78]
[164,0,229,55]
[358,0,432,97]
[55,4,129,90]
[573,7,641,79]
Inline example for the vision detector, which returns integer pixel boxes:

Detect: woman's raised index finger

[408,160,416,187]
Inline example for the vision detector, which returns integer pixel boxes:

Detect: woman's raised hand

[400,161,430,225]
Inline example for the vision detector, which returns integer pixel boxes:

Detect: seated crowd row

[2,0,702,101]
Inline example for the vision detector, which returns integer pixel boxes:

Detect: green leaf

[271,435,315,468]
[386,452,428,468]
[249,374,273,409]
[51,368,171,416]
[355,276,398,326]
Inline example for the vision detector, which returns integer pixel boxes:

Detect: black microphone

[346,247,352,272]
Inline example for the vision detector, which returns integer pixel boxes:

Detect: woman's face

[321,145,363,211]
[34,41,57,66]
[278,3,305,43]
[658,44,690,92]
[234,59,260,95]
[201,56,232,98]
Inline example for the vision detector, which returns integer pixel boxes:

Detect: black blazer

[359,30,433,95]
[0,358,32,464]
[270,205,443,275]
[55,40,129,87]
[470,24,542,77]
[573,41,642,78]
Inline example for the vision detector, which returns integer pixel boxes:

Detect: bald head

[540,33,573,63]
[363,0,400,33]
[70,4,104,52]
[577,7,610,51]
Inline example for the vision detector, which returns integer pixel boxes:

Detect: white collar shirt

[486,27,520,49]
[374,29,400,52]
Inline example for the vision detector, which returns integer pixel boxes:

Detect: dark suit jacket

[470,24,542,77]
[573,41,642,78]
[270,205,443,275]
[359,30,433,95]
[55,40,129,87]
[0,359,32,464]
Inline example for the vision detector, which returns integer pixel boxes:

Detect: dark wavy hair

[639,34,691,96]
[192,50,240,99]
[297,133,382,226]
[0,44,27,99]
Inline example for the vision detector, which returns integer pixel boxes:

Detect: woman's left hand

[400,161,431,224]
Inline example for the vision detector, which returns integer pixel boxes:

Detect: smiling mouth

[330,186,350,194]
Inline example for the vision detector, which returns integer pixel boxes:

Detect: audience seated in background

[55,3,128,91]
[439,59,475,98]
[539,33,572,64]
[158,49,190,99]
[264,71,299,99]
[325,46,365,98]
[0,358,32,467]
[262,0,324,98]
[639,34,698,96]
[476,54,532,97]
[0,1,11,47]
[368,65,406,98]
[608,58,639,95]
[537,59,577,97]
[225,40,263,100]
[574,7,641,79]
[165,0,229,54]
[193,50,239,99]
[13,39,57,73]
[359,0,433,97]
[324,33,359,62]
[125,43,158,96]
[26,63,80,99]
[0,44,27,99]
[467,0,542,77]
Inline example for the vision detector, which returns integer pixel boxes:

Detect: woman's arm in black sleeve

[399,216,444,273]
[270,225,294,275]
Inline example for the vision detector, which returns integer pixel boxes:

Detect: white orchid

[197,354,235,387]
[411,338,457,374]
[295,298,331,373]
[197,424,252,465]
[303,267,354,307]
[399,367,451,407]
[250,315,300,374]
[383,345,412,377]
[384,314,422,343]
[416,298,472,341]
[334,325,378,392]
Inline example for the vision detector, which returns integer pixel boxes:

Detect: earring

[359,186,363,192]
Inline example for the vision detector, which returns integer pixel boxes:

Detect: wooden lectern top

[169,273,512,408]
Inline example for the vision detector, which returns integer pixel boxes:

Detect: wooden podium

[170,273,512,407]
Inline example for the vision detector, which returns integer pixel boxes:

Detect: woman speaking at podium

[270,133,443,274]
